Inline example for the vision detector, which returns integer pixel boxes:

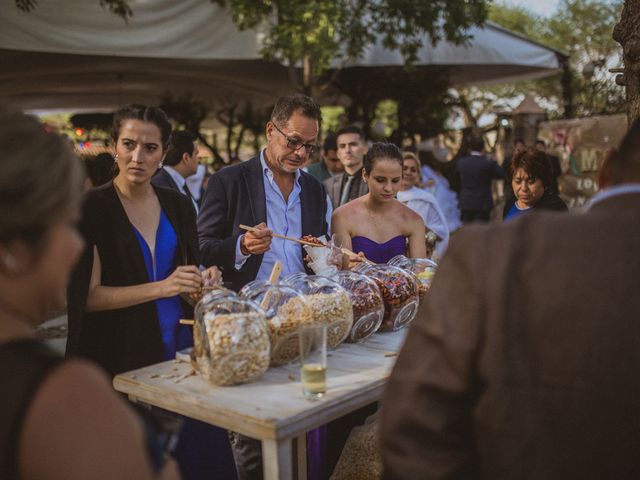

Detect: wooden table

[113,330,406,480]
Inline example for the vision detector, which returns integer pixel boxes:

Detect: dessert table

[113,329,407,480]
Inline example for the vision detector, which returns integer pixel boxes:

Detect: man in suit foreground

[151,130,200,212]
[381,120,640,479]
[457,136,503,222]
[324,125,369,208]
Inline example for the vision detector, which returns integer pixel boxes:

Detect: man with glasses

[198,93,332,478]
[199,93,331,291]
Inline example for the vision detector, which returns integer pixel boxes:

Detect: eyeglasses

[271,122,319,156]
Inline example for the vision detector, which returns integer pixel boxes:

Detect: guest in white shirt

[398,152,449,260]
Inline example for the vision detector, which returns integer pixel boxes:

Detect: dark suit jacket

[381,192,640,479]
[457,154,503,211]
[66,182,199,376]
[324,172,369,208]
[151,167,181,192]
[198,155,329,291]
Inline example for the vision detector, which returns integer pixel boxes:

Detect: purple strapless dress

[351,235,406,264]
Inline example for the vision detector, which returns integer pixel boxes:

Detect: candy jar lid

[332,270,384,343]
[198,297,270,386]
[238,279,271,298]
[359,264,420,331]
[240,283,314,366]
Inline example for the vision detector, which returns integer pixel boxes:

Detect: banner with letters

[537,114,627,209]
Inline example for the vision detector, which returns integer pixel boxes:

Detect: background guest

[307,132,343,182]
[398,152,449,260]
[324,125,369,208]
[418,149,462,233]
[503,148,568,221]
[83,152,115,191]
[0,107,180,480]
[457,136,504,223]
[152,130,200,213]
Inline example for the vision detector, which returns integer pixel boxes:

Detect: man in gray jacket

[324,125,369,208]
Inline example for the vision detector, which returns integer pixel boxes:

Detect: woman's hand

[201,266,222,287]
[159,265,202,298]
[347,251,367,270]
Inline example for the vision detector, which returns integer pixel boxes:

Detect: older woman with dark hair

[503,148,568,221]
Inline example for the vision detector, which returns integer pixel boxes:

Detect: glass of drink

[299,324,327,400]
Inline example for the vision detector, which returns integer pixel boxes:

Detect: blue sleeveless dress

[133,210,237,480]
[351,235,406,264]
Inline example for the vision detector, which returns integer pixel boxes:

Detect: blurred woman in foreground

[0,108,179,479]
[503,148,568,221]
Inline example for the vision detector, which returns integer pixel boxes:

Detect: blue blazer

[197,155,329,291]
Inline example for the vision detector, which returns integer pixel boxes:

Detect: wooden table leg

[295,434,307,480]
[262,438,293,480]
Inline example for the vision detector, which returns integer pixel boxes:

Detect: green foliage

[485,0,625,118]
[329,66,453,143]
[212,0,489,76]
[14,0,132,19]
[99,0,132,20]
[14,0,37,13]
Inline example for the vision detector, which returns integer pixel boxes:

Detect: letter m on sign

[580,149,600,172]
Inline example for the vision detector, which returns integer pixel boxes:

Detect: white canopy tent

[0,0,566,111]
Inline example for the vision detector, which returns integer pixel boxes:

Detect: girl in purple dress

[331,142,426,265]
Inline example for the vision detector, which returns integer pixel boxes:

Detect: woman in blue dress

[67,104,237,479]
[331,142,426,266]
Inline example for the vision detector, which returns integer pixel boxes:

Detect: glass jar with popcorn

[240,283,314,366]
[282,273,353,349]
[197,297,270,386]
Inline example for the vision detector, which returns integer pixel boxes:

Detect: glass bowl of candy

[388,255,438,298]
[352,263,419,331]
[332,270,384,342]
